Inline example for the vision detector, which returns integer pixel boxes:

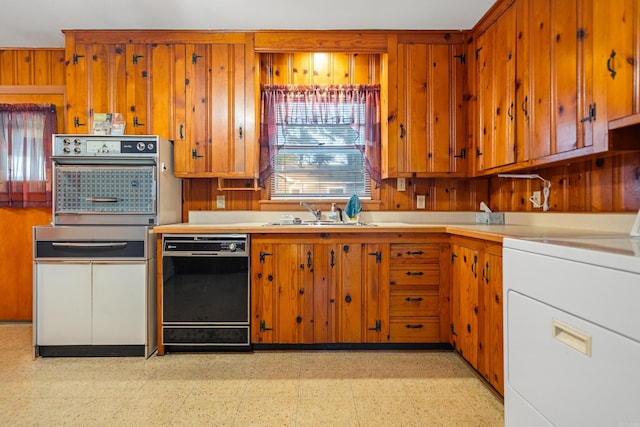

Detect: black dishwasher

[161,234,251,351]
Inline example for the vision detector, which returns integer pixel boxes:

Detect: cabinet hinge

[72,53,85,64]
[259,251,272,264]
[453,148,466,159]
[450,323,457,336]
[259,320,272,332]
[580,103,597,123]
[133,117,145,127]
[453,53,466,64]
[191,53,204,64]
[132,54,144,64]
[451,253,458,263]
[73,116,86,128]
[191,149,204,159]
[368,251,382,263]
[475,47,483,60]
[368,319,382,332]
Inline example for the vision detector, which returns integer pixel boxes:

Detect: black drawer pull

[405,271,424,277]
[406,250,424,256]
[405,324,424,329]
[405,297,423,302]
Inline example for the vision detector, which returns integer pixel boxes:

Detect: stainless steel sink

[264,220,376,227]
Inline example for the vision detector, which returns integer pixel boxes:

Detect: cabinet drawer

[389,318,440,342]
[390,244,440,262]
[390,264,439,286]
[390,291,439,317]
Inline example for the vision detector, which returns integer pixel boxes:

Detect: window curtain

[0,104,57,207]
[259,84,381,188]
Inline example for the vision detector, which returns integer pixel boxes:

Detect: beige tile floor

[0,323,503,426]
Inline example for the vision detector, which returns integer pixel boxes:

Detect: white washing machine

[503,235,640,426]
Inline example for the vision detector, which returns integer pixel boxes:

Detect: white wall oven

[52,134,181,226]
[33,134,181,358]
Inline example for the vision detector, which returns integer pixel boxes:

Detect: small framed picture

[631,209,640,237]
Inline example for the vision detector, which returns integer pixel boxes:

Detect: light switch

[216,195,225,209]
[416,195,426,209]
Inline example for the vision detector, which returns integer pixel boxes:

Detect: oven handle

[85,197,119,203]
[52,242,128,248]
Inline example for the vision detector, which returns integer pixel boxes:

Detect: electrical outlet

[416,195,426,209]
[532,191,541,206]
[397,177,406,191]
[216,195,225,209]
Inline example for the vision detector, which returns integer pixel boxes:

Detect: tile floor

[0,323,503,426]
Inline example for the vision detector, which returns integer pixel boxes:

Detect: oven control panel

[53,135,158,157]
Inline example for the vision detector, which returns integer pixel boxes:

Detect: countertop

[151,211,635,243]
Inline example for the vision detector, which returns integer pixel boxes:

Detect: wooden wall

[0,49,65,85]
[0,48,64,321]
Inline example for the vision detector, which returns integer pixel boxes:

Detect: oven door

[53,164,157,225]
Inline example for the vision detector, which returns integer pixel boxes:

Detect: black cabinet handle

[330,250,335,268]
[607,49,617,79]
[405,271,424,277]
[399,123,406,139]
[405,297,423,302]
[179,124,184,139]
[405,250,424,256]
[405,324,424,329]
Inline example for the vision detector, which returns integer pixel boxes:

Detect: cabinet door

[485,252,504,394]
[363,243,389,343]
[396,42,465,176]
[328,243,363,343]
[65,40,149,134]
[36,263,92,345]
[125,43,150,135]
[475,6,517,172]
[171,42,255,177]
[451,245,479,367]
[92,263,146,345]
[251,242,275,344]
[592,0,638,149]
[273,244,314,344]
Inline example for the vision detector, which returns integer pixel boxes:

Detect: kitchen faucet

[300,201,322,220]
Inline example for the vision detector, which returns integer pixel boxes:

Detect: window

[0,104,57,207]
[259,85,381,200]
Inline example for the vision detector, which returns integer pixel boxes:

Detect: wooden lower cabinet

[450,236,503,394]
[250,233,449,346]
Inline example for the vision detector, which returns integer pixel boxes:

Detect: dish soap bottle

[328,203,338,222]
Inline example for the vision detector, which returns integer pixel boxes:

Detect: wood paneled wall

[489,152,640,212]
[183,152,640,215]
[0,49,65,86]
[0,49,64,321]
[0,208,51,320]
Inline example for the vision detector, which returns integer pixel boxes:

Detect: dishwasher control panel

[162,234,247,256]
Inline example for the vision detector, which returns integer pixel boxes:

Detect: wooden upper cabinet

[517,0,593,162]
[64,36,151,134]
[165,39,257,178]
[592,0,639,151]
[475,5,518,173]
[390,38,466,177]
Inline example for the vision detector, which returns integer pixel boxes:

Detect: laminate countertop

[152,220,630,244]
